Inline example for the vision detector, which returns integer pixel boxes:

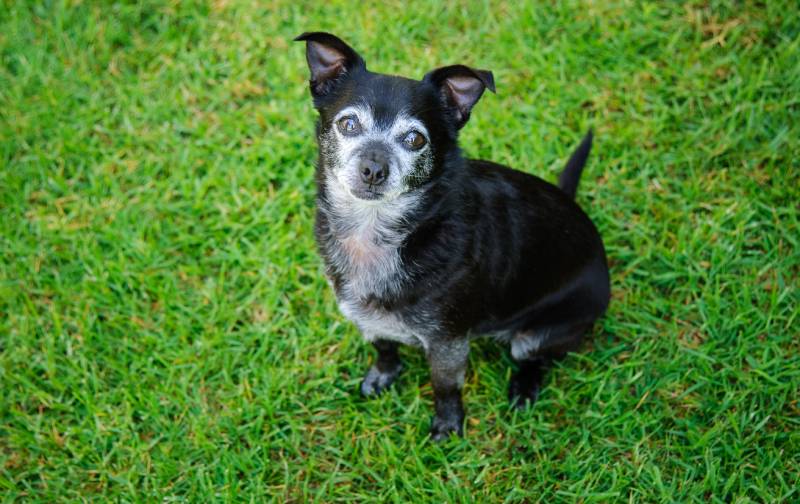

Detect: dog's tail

[558,129,593,199]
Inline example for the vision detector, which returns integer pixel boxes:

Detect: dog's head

[296,32,494,202]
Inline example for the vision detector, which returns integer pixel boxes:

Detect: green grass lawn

[1,1,798,501]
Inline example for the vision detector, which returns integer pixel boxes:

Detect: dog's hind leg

[360,339,403,397]
[508,322,589,408]
[508,355,549,408]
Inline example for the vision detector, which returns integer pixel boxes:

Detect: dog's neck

[317,172,421,300]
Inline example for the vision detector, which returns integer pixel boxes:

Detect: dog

[295,32,610,440]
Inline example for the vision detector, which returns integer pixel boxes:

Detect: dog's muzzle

[358,146,390,187]
[350,142,393,200]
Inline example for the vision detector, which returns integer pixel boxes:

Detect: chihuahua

[296,32,610,440]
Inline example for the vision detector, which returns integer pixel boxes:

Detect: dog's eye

[336,116,361,136]
[402,130,426,150]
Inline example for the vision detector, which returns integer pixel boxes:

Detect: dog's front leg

[427,339,469,441]
[360,339,403,397]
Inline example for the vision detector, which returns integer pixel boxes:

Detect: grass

[1,0,798,501]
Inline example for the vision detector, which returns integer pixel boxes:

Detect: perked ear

[423,65,495,129]
[294,32,365,97]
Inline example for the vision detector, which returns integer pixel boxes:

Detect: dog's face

[319,84,437,202]
[296,32,494,203]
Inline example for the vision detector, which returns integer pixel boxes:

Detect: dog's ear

[423,65,495,129]
[294,32,365,98]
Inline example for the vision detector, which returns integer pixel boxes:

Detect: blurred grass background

[1,0,798,501]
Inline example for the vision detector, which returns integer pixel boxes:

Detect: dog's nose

[359,158,389,186]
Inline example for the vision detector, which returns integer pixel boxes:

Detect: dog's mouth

[349,186,384,201]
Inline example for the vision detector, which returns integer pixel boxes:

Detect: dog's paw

[429,415,464,441]
[360,364,402,397]
[508,372,541,409]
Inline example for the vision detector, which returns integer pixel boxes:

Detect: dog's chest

[321,209,424,347]
[320,194,411,294]
[338,297,424,348]
[334,238,424,347]
[329,222,404,298]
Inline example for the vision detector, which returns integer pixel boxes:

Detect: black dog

[296,32,610,440]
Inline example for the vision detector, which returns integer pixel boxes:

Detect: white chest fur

[323,183,426,347]
[338,297,425,348]
[324,179,415,299]
[334,222,404,300]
